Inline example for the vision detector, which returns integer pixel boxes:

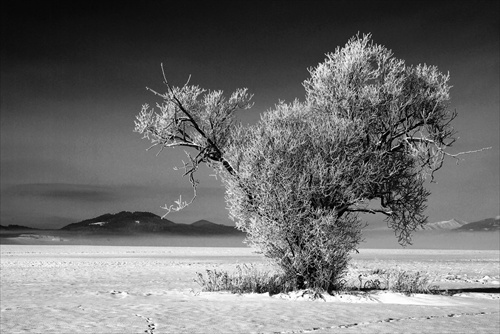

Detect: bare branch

[446,147,492,159]
[345,207,393,216]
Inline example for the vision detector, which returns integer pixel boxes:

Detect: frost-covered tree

[135,34,469,292]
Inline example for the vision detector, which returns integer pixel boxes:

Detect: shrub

[195,265,439,297]
[194,264,294,295]
[388,270,439,295]
[357,269,439,295]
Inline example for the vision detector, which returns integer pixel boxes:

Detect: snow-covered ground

[1,245,499,333]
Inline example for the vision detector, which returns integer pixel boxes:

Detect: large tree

[135,34,463,292]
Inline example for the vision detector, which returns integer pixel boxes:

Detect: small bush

[388,270,439,295]
[356,269,439,295]
[194,264,295,295]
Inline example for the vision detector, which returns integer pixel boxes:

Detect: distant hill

[421,219,468,231]
[190,219,243,234]
[61,211,242,235]
[191,219,215,227]
[61,211,173,233]
[455,216,500,232]
[0,224,38,231]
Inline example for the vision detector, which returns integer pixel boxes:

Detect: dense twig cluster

[135,65,253,214]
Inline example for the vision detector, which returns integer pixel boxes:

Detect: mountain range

[420,218,468,231]
[455,216,500,232]
[420,217,500,232]
[0,224,37,231]
[60,211,243,235]
[2,213,499,234]
[1,211,243,236]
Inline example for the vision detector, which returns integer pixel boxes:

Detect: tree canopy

[135,34,463,291]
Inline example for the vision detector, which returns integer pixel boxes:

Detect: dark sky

[1,0,498,229]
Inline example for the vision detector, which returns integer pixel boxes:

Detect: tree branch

[345,207,393,216]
